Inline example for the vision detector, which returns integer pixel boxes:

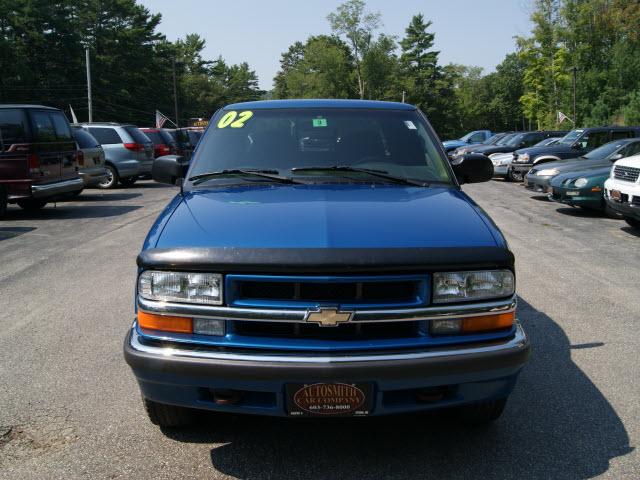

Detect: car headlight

[138,270,223,305]
[488,153,500,159]
[518,153,530,163]
[433,270,514,304]
[536,168,559,176]
[573,178,588,188]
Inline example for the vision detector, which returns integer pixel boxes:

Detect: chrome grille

[614,165,640,182]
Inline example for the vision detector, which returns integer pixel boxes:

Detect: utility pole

[86,48,93,122]
[401,91,405,103]
[572,66,577,126]
[172,59,179,128]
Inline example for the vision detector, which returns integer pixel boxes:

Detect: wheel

[16,199,47,211]
[506,168,523,182]
[142,397,194,427]
[624,216,640,229]
[0,186,7,218]
[456,398,507,424]
[119,176,138,187]
[98,165,119,189]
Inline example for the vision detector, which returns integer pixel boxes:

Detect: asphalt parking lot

[0,180,638,480]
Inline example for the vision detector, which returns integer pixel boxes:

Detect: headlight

[518,153,530,163]
[536,168,559,176]
[488,153,500,159]
[574,177,588,188]
[138,270,223,305]
[433,270,514,304]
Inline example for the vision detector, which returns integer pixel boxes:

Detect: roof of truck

[223,99,416,111]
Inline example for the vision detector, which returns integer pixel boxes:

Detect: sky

[138,0,533,91]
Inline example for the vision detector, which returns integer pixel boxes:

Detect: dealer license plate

[611,189,622,202]
[286,382,373,417]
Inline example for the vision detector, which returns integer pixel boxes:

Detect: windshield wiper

[290,165,429,187]
[188,169,301,185]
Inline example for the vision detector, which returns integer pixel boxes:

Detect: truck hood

[534,157,611,173]
[471,145,517,155]
[153,184,501,250]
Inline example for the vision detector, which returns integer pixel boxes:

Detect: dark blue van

[124,100,530,426]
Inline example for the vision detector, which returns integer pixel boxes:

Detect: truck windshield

[190,108,454,185]
[558,129,584,146]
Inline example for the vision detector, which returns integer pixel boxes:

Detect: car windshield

[505,133,526,147]
[189,108,454,185]
[558,129,584,146]
[534,137,559,147]
[485,134,505,145]
[582,141,623,159]
[496,133,517,146]
[459,131,478,142]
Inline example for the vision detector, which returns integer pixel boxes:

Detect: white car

[604,154,640,229]
[489,152,515,178]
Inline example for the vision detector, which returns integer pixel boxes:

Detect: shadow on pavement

[3,204,142,220]
[0,226,36,241]
[554,206,608,218]
[67,193,143,202]
[620,226,640,238]
[161,298,632,480]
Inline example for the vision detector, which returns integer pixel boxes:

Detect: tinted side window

[50,112,72,140]
[611,130,635,141]
[30,111,58,141]
[468,132,485,142]
[579,131,609,150]
[158,129,175,144]
[73,128,100,148]
[88,127,122,144]
[0,109,28,150]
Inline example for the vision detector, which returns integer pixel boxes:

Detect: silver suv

[74,123,153,189]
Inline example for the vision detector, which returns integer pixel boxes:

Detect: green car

[548,164,613,213]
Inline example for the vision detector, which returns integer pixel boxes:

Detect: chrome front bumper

[127,321,528,364]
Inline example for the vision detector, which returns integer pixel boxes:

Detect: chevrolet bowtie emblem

[304,308,354,327]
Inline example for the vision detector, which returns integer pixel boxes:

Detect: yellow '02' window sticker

[217,110,254,129]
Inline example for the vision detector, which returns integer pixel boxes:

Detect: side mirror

[610,153,623,161]
[451,153,494,184]
[152,155,189,185]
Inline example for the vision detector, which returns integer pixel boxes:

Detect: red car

[140,128,177,158]
[0,105,83,217]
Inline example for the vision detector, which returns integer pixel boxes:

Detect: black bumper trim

[137,247,515,274]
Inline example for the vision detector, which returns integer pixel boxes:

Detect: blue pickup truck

[124,100,530,426]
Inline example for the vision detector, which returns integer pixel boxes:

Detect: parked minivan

[71,127,108,191]
[0,104,83,216]
[75,123,153,189]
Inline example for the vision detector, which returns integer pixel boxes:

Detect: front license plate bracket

[286,382,374,417]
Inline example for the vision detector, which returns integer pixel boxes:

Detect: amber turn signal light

[461,311,515,333]
[138,310,193,333]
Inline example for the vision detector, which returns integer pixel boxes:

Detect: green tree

[327,0,381,99]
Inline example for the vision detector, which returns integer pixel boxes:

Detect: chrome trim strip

[137,295,517,324]
[128,322,527,364]
[31,177,84,197]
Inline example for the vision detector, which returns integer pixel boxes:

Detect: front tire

[457,398,507,424]
[16,198,47,211]
[506,168,523,182]
[624,216,640,229]
[143,397,194,427]
[99,165,119,189]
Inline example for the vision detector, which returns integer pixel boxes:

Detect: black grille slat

[232,277,421,306]
[614,165,640,182]
[233,321,420,340]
